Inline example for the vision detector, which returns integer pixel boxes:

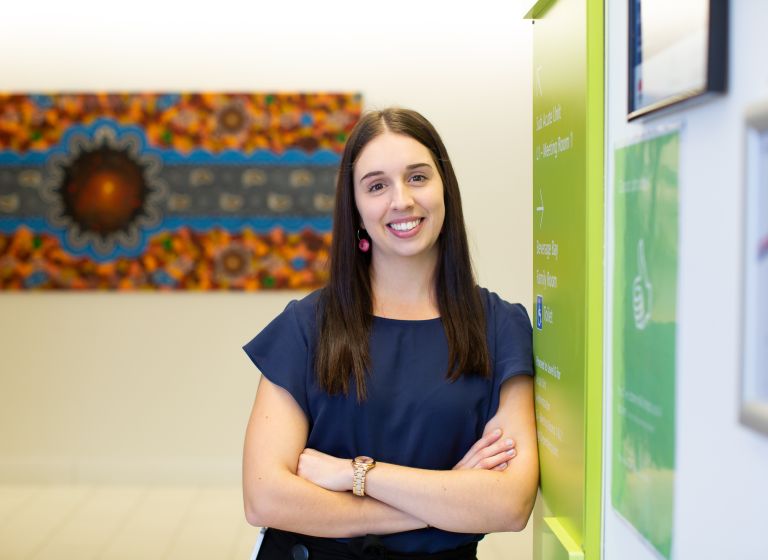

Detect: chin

[383,244,439,261]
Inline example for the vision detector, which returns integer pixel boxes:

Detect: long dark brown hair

[316,108,490,400]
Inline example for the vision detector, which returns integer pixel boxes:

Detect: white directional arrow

[536,189,545,228]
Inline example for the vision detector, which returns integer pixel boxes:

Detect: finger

[465,438,516,469]
[296,456,308,478]
[493,462,508,472]
[460,429,502,464]
[454,429,502,469]
[475,450,516,470]
[474,447,517,470]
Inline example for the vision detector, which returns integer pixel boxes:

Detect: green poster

[612,131,679,559]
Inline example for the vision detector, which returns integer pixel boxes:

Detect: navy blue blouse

[243,287,533,553]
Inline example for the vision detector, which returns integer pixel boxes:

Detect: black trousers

[256,528,478,560]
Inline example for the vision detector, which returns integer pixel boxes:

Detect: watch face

[355,456,374,465]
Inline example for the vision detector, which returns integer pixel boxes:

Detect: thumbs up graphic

[632,238,653,331]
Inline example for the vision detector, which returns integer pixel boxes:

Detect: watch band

[352,456,376,497]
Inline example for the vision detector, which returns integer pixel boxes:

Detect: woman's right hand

[452,428,517,472]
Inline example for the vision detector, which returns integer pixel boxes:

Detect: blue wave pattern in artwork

[0,120,339,261]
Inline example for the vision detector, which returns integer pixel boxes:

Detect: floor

[0,484,259,560]
[0,484,522,559]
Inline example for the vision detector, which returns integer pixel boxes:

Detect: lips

[386,217,425,238]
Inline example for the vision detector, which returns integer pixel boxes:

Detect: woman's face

[353,131,445,266]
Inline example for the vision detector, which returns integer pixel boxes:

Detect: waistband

[260,528,478,560]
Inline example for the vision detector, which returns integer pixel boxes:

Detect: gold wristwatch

[351,455,376,497]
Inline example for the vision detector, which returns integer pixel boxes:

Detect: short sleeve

[243,300,311,418]
[494,300,534,384]
[485,291,534,418]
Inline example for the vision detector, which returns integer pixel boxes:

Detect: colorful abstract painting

[0,93,361,290]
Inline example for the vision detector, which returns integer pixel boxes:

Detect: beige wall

[0,0,532,550]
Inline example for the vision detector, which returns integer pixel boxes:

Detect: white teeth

[389,219,422,232]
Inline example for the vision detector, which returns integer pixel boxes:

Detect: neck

[369,249,440,319]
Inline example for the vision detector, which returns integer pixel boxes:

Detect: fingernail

[505,439,514,446]
[494,429,502,436]
[500,462,508,469]
[507,449,516,457]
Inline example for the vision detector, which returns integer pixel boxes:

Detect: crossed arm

[242,374,538,537]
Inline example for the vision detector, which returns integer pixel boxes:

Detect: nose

[390,180,414,211]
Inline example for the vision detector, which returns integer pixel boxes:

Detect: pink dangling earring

[357,229,370,253]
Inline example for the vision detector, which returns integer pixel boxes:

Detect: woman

[242,108,538,559]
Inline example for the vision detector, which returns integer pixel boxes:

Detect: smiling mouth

[387,218,424,232]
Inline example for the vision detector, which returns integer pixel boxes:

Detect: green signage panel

[529,0,603,558]
[531,0,587,541]
[542,518,585,560]
[612,131,679,560]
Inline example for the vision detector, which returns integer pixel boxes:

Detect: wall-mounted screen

[628,0,728,120]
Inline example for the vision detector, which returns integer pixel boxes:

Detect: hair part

[316,108,490,400]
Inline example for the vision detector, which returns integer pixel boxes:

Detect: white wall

[0,0,533,485]
[603,1,768,558]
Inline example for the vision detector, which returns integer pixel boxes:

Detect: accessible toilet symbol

[537,295,544,330]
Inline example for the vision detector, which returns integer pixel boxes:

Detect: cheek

[435,206,446,234]
[354,193,370,223]
[355,198,382,230]
[430,189,446,229]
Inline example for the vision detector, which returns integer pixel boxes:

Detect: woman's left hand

[453,428,516,471]
[297,448,353,492]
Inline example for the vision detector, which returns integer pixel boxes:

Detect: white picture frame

[740,100,768,435]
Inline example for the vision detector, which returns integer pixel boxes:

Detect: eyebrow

[358,163,433,184]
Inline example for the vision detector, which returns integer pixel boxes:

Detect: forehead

[354,132,435,178]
